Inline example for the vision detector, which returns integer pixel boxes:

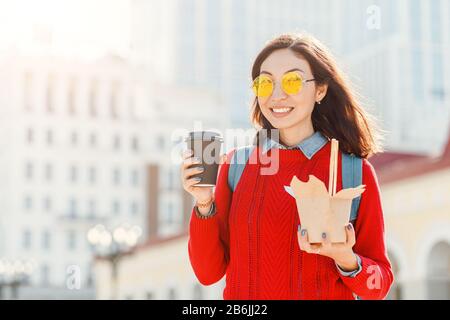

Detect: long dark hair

[250,32,385,159]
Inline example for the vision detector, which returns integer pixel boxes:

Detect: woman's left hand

[297,223,359,272]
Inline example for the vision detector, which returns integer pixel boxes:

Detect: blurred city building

[131,0,450,154]
[0,53,150,299]
[0,52,229,299]
[371,128,450,300]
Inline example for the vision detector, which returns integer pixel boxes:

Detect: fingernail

[193,157,200,162]
[347,224,353,230]
[322,232,327,239]
[197,166,204,172]
[194,177,201,181]
[301,229,307,236]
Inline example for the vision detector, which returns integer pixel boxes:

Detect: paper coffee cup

[185,131,223,187]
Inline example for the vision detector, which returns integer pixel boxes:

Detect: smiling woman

[185,32,394,300]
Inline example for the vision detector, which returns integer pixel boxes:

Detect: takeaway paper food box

[286,139,366,243]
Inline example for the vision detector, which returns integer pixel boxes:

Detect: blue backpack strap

[341,152,363,222]
[228,146,255,192]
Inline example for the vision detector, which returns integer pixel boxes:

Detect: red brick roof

[369,151,428,171]
[372,133,450,184]
[443,129,450,158]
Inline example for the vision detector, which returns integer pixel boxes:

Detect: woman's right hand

[180,149,215,204]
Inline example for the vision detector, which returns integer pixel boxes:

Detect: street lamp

[0,259,34,300]
[87,224,142,300]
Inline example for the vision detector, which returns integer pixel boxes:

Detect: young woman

[181,33,394,300]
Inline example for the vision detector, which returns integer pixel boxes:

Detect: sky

[0,0,131,59]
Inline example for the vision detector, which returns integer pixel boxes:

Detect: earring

[317,100,321,105]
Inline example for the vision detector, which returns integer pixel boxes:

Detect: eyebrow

[260,68,305,76]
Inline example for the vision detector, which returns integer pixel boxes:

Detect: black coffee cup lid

[185,131,223,142]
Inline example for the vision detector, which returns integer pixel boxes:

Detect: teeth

[272,107,293,113]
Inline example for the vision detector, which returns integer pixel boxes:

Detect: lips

[270,107,294,113]
[269,107,294,118]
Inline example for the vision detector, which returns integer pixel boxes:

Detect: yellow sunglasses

[251,71,316,98]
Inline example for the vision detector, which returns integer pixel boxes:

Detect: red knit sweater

[188,141,394,300]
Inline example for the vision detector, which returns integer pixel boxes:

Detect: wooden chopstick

[333,139,338,196]
[328,139,339,197]
[328,139,335,196]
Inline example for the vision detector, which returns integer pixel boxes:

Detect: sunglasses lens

[252,75,273,97]
[282,72,303,95]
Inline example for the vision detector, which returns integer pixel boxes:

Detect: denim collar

[261,131,329,160]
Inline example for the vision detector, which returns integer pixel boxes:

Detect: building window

[67,230,77,250]
[88,199,96,219]
[89,133,97,147]
[89,80,98,117]
[409,0,422,41]
[113,135,120,150]
[26,128,34,144]
[411,49,424,101]
[89,167,97,185]
[42,230,51,250]
[167,167,173,190]
[431,51,445,101]
[205,0,222,86]
[25,162,33,180]
[23,230,32,249]
[44,163,53,181]
[70,165,78,183]
[43,196,52,212]
[131,169,138,187]
[113,168,120,185]
[131,201,138,215]
[46,129,53,146]
[70,131,78,146]
[24,195,33,211]
[167,202,173,224]
[430,0,442,44]
[69,198,77,218]
[158,135,165,150]
[131,136,139,152]
[110,94,117,119]
[112,200,120,215]
[46,74,55,113]
[41,264,49,286]
[110,81,119,119]
[68,77,77,115]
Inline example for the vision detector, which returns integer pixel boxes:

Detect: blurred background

[0,0,449,300]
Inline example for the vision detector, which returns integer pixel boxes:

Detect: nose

[271,81,287,101]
